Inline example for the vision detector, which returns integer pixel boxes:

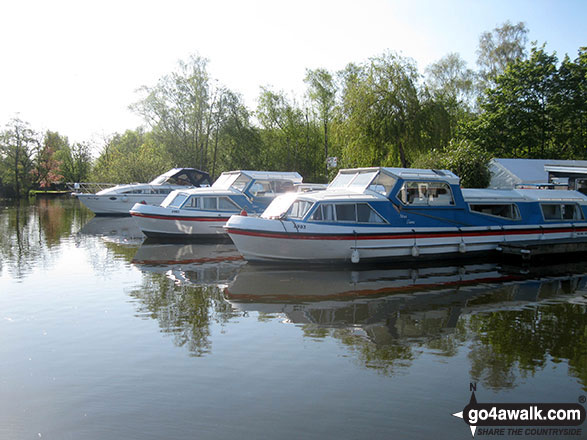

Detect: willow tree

[131,55,213,170]
[336,52,423,168]
[256,87,322,179]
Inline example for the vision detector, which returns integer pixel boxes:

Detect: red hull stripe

[131,212,231,222]
[226,226,587,241]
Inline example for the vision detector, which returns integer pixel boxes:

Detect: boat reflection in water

[131,241,245,286]
[224,261,587,347]
[79,216,145,246]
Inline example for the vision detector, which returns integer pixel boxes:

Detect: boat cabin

[161,170,303,213]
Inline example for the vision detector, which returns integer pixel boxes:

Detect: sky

[0,0,585,147]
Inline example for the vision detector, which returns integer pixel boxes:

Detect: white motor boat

[74,168,211,215]
[130,170,304,239]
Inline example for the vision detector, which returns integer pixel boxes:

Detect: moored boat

[74,168,211,215]
[130,170,304,239]
[225,167,587,263]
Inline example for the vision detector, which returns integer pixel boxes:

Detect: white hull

[225,215,587,263]
[130,204,230,238]
[76,193,168,215]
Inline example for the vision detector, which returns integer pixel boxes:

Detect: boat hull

[225,215,587,263]
[76,193,168,215]
[130,203,231,239]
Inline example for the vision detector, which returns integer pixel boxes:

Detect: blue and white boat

[225,167,587,263]
[130,170,303,238]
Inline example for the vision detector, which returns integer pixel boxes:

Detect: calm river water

[1,198,585,440]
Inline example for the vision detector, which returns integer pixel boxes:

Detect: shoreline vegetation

[1,21,585,198]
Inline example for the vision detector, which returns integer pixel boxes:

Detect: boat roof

[463,188,587,203]
[295,189,387,203]
[219,170,302,182]
[149,168,212,186]
[335,167,460,184]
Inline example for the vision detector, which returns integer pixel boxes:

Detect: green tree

[424,53,476,141]
[477,21,529,85]
[56,141,92,183]
[305,68,336,179]
[131,54,213,170]
[256,87,322,179]
[0,117,38,197]
[412,139,491,188]
[336,52,423,168]
[91,129,168,183]
[464,46,586,159]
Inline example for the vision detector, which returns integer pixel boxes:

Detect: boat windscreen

[212,173,239,189]
[261,193,299,219]
[329,171,377,190]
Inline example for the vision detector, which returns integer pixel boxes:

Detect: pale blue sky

[0,0,585,145]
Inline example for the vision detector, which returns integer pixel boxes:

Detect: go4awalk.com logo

[452,383,586,437]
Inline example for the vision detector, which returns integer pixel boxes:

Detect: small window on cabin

[218,197,240,211]
[357,203,386,223]
[470,204,521,220]
[541,203,584,220]
[288,200,313,219]
[201,197,217,210]
[310,204,335,221]
[185,196,200,209]
[335,204,357,222]
[231,174,252,192]
[168,194,188,208]
[368,173,397,196]
[398,181,454,206]
[274,180,295,194]
[249,180,275,197]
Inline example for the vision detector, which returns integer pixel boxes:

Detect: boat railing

[67,182,118,193]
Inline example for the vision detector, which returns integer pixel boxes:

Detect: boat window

[288,200,314,219]
[185,196,200,209]
[212,173,236,189]
[357,203,386,223]
[311,203,386,223]
[336,204,357,222]
[368,173,397,196]
[218,197,240,211]
[261,193,299,219]
[202,197,218,210]
[231,174,252,192]
[348,171,378,190]
[274,180,296,193]
[167,173,193,186]
[310,204,335,221]
[249,180,275,197]
[398,181,454,206]
[329,173,356,189]
[541,203,584,221]
[168,194,188,208]
[470,204,521,220]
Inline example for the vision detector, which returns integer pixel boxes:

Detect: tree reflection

[466,302,587,391]
[127,271,239,356]
[0,198,91,279]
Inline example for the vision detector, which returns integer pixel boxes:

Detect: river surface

[0,198,585,440]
